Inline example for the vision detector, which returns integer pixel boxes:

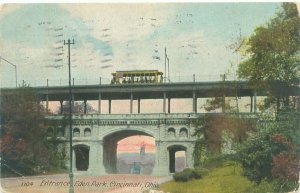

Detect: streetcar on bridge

[111,70,163,84]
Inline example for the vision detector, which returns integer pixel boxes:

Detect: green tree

[203,74,239,113]
[236,4,300,191]
[237,3,300,111]
[237,111,299,192]
[59,101,96,114]
[193,114,256,166]
[0,87,64,176]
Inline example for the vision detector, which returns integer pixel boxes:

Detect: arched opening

[47,127,54,137]
[168,145,187,173]
[103,130,155,175]
[74,145,89,171]
[73,128,80,137]
[117,135,155,175]
[57,127,65,137]
[167,127,176,138]
[175,151,186,172]
[84,128,91,137]
[179,127,188,138]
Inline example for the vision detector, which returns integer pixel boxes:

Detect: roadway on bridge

[1,81,298,101]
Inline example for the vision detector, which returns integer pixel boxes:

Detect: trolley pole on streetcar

[64,39,75,193]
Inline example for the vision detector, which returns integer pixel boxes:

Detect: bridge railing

[46,112,259,120]
[1,74,240,88]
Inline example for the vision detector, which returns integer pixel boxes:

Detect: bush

[173,167,209,182]
[237,111,300,183]
[192,167,209,179]
[173,168,195,182]
[272,178,299,193]
[201,153,235,169]
[248,179,276,193]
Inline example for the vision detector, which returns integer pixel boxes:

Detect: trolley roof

[112,70,163,75]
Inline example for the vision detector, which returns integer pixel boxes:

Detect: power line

[0,56,18,88]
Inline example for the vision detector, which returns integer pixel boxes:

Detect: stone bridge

[46,113,258,176]
[47,113,202,176]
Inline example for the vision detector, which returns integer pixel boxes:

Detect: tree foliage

[238,3,300,83]
[58,101,96,114]
[237,110,300,191]
[0,87,65,176]
[203,97,234,113]
[237,3,300,110]
[191,4,300,191]
[203,74,242,113]
[235,4,300,191]
[193,114,256,166]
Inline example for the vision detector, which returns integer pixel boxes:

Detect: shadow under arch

[73,144,90,171]
[103,129,155,174]
[167,144,187,173]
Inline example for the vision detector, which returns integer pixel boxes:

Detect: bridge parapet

[45,112,258,141]
[46,112,258,121]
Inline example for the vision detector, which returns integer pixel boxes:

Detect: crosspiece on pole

[64,39,75,193]
[0,56,18,88]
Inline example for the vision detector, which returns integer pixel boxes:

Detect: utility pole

[64,39,75,193]
[167,57,170,82]
[222,74,226,113]
[0,56,17,88]
[164,47,167,83]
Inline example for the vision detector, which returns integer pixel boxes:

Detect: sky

[117,136,155,153]
[0,3,285,87]
[0,2,296,153]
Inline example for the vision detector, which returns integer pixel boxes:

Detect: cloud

[0,4,117,85]
[0,4,23,18]
[0,4,114,55]
[62,4,173,42]
[0,3,281,87]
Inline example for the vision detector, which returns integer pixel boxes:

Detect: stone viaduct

[1,81,298,176]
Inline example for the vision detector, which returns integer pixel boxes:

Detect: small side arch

[57,127,65,137]
[73,128,80,137]
[179,127,188,137]
[84,128,91,137]
[47,127,54,137]
[167,127,176,138]
[167,144,187,173]
[73,144,90,171]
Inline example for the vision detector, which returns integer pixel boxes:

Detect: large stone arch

[102,128,156,174]
[101,127,158,140]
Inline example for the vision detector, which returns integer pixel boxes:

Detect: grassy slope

[159,162,255,193]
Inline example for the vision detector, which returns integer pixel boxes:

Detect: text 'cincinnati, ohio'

[39,179,159,188]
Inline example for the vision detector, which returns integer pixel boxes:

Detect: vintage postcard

[0,2,299,193]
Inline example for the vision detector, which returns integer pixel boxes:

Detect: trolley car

[111,70,163,84]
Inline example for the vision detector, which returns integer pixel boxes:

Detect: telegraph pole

[167,57,170,82]
[164,47,167,83]
[64,39,75,193]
